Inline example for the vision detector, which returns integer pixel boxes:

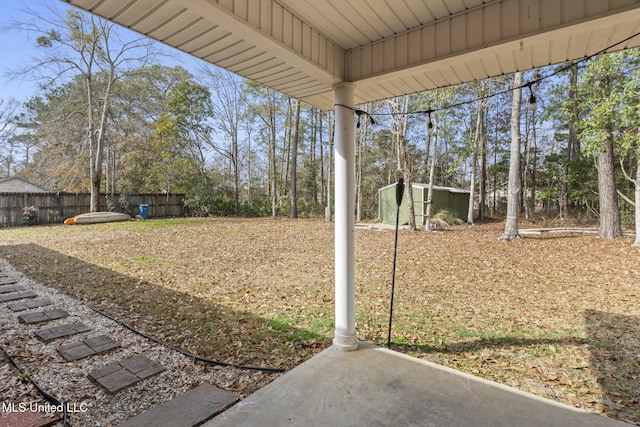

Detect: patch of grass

[264,312,333,343]
[453,325,478,339]
[108,255,165,269]
[0,225,73,238]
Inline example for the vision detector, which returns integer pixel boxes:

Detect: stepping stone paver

[34,321,91,342]
[0,410,60,427]
[7,298,53,312]
[0,277,19,285]
[18,308,69,324]
[89,354,165,394]
[0,291,37,303]
[57,334,120,361]
[0,284,26,294]
[118,382,240,427]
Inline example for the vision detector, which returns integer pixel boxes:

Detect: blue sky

[0,1,204,103]
[0,2,48,101]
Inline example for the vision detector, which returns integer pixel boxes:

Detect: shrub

[22,206,40,226]
[430,209,466,229]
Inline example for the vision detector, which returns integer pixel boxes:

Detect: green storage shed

[378,183,470,226]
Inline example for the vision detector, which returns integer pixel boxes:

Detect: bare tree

[248,85,280,217]
[387,96,416,231]
[200,66,249,212]
[500,72,523,241]
[355,105,371,223]
[325,111,334,222]
[468,99,484,224]
[425,113,437,231]
[14,5,157,211]
[635,148,640,247]
[290,99,301,218]
[0,98,21,176]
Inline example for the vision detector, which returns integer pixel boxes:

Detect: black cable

[387,177,405,348]
[0,343,70,427]
[82,303,285,374]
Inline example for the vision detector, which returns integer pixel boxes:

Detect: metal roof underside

[63,0,640,110]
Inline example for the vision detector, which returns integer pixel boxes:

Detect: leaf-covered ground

[0,218,638,424]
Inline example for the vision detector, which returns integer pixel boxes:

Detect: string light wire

[335,30,640,119]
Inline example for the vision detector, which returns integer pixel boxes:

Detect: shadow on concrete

[0,243,330,370]
[392,336,589,355]
[389,312,639,425]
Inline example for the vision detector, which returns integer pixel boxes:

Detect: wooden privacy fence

[0,193,185,227]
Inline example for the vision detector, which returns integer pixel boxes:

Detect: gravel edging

[0,258,279,427]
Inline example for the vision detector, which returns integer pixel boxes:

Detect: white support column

[333,82,358,351]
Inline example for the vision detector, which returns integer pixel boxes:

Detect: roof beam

[65,0,345,106]
[348,0,640,105]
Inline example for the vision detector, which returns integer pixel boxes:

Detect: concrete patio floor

[204,341,631,427]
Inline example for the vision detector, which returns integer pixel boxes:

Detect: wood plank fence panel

[0,193,185,227]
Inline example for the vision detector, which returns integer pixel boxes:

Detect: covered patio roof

[64,0,640,111]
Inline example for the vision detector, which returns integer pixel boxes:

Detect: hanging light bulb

[526,83,537,110]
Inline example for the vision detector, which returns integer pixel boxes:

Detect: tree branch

[617,189,635,206]
[619,157,636,184]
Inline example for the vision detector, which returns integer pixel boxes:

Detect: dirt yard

[0,217,638,425]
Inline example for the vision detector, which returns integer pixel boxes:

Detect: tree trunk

[594,70,622,239]
[523,96,532,221]
[290,100,300,218]
[635,144,640,246]
[268,92,278,217]
[530,106,537,216]
[424,118,431,179]
[397,132,416,231]
[491,121,498,217]
[596,140,622,238]
[320,112,325,207]
[90,76,113,213]
[389,96,415,230]
[425,117,437,231]
[325,111,333,221]
[86,76,98,212]
[356,107,369,223]
[233,142,239,213]
[560,63,580,219]
[478,105,487,219]
[500,72,523,241]
[468,102,483,224]
[247,127,252,203]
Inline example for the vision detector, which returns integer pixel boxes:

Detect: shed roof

[379,182,470,194]
[0,176,52,193]
[63,0,640,110]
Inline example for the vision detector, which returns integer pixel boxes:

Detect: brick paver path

[88,355,165,393]
[35,322,91,342]
[7,298,53,312]
[18,308,69,324]
[118,382,240,427]
[0,291,37,303]
[57,335,120,361]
